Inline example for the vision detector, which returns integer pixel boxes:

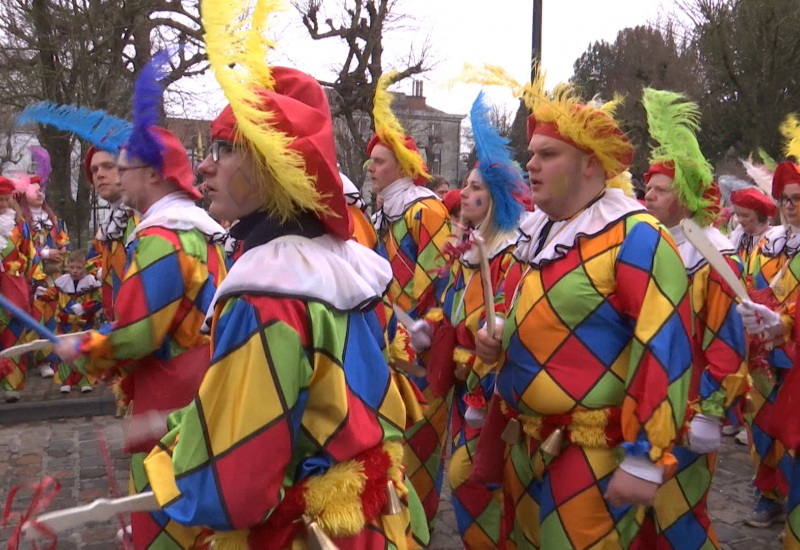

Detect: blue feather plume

[470,92,524,231]
[17,102,132,152]
[127,48,173,170]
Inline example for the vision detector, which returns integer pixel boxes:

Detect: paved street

[0,414,784,548]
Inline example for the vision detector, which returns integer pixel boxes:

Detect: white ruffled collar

[0,210,16,250]
[54,273,100,294]
[513,188,646,266]
[670,223,736,275]
[128,192,226,245]
[458,229,522,267]
[759,225,800,257]
[377,177,440,223]
[206,234,393,325]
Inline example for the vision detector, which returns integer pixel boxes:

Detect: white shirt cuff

[618,455,664,484]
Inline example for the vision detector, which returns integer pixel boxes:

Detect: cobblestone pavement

[0,419,785,549]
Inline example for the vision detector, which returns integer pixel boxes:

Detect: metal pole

[532,0,543,78]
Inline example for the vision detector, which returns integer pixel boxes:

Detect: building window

[431,150,441,174]
[430,122,441,138]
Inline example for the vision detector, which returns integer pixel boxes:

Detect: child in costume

[140,2,427,547]
[0,176,45,402]
[638,88,747,550]
[39,249,102,393]
[54,50,227,550]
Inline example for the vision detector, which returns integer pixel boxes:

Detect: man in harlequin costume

[422,92,526,550]
[0,175,45,402]
[140,4,427,547]
[735,159,800,535]
[729,187,775,268]
[637,88,747,550]
[54,50,227,550]
[367,71,452,533]
[474,71,693,549]
[83,146,139,322]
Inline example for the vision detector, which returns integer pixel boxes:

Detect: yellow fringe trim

[389,326,412,363]
[205,529,249,549]
[452,346,474,366]
[373,71,431,182]
[519,409,612,448]
[424,308,444,322]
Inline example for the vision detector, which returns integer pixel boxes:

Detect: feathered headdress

[780,114,800,163]
[127,48,173,171]
[470,92,524,231]
[741,158,774,196]
[29,145,51,191]
[453,63,632,179]
[202,0,327,221]
[17,102,131,152]
[370,71,431,183]
[717,175,753,202]
[642,88,714,225]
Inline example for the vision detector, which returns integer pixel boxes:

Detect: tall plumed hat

[366,71,431,186]
[203,0,351,238]
[469,92,525,231]
[17,101,133,185]
[124,49,199,200]
[454,64,633,180]
[642,88,715,226]
[28,145,51,193]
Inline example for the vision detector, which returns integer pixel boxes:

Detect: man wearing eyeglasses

[55,125,228,549]
[733,160,800,534]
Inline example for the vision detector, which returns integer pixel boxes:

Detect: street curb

[0,394,115,424]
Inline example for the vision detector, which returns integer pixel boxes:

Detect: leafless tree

[294,0,434,187]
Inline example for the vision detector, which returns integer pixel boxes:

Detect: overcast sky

[171,0,679,120]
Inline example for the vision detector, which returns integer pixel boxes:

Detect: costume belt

[516,407,623,450]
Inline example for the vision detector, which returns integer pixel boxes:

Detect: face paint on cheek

[667,201,680,217]
[229,168,256,205]
[475,198,482,206]
[550,172,570,196]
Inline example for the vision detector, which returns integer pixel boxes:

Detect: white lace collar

[759,225,800,257]
[128,192,226,245]
[377,177,440,223]
[54,273,100,294]
[0,210,16,250]
[513,188,646,266]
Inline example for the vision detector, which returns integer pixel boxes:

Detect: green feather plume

[642,88,714,225]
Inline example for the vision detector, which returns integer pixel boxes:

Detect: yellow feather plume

[201,0,327,221]
[780,114,800,163]
[606,170,635,198]
[454,63,632,179]
[372,72,431,181]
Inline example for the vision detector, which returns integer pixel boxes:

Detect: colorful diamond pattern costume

[143,234,428,549]
[641,225,747,550]
[496,192,692,550]
[0,218,45,392]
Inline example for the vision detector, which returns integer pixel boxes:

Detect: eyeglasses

[211,138,237,163]
[779,195,800,207]
[117,165,149,175]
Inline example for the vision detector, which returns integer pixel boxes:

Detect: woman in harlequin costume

[729,187,776,269]
[0,176,45,402]
[736,116,800,530]
[431,92,526,550]
[54,49,227,550]
[140,1,428,548]
[366,72,452,535]
[468,65,693,550]
[636,88,747,550]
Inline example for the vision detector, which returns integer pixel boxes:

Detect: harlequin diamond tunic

[496,189,692,550]
[144,231,428,549]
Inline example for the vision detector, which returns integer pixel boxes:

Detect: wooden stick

[0,332,88,358]
[474,234,496,335]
